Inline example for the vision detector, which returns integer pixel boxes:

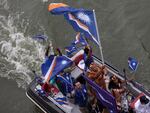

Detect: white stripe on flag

[68,13,99,45]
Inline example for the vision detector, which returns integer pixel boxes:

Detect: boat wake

[0,1,49,89]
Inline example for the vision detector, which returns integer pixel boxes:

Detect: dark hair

[110,75,116,80]
[56,48,62,56]
[84,47,89,55]
[140,95,149,104]
[45,46,50,57]
[110,76,113,80]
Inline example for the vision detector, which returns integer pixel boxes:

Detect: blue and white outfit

[83,52,93,71]
[74,85,88,107]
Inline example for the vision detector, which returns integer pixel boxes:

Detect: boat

[26,54,150,113]
[26,3,150,113]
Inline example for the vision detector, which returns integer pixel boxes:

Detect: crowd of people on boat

[37,44,150,113]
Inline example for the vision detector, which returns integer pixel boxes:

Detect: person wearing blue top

[56,72,74,96]
[74,81,88,113]
[83,46,93,71]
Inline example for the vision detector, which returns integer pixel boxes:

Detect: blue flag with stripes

[48,3,99,46]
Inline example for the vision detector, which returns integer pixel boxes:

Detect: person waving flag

[48,3,105,65]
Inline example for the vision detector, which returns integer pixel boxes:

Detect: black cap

[140,95,149,104]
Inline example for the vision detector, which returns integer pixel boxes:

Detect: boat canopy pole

[93,10,105,65]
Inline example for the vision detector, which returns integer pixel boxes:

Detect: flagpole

[93,9,105,65]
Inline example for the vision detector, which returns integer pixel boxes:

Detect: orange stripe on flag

[69,14,88,29]
[48,3,68,11]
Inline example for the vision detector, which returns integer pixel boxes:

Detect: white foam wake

[0,10,50,89]
[0,0,9,10]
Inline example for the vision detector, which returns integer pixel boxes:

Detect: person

[41,82,52,93]
[87,79,107,113]
[76,74,86,85]
[45,44,50,57]
[108,75,126,110]
[45,42,55,58]
[87,62,100,80]
[108,75,124,91]
[41,81,59,96]
[55,47,62,56]
[134,95,150,113]
[83,46,93,71]
[45,43,62,57]
[74,81,88,113]
[88,63,107,90]
[55,71,74,96]
[94,65,107,90]
[87,87,104,113]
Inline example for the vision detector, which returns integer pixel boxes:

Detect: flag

[64,11,99,45]
[48,3,99,45]
[128,57,139,71]
[43,56,57,83]
[48,3,77,15]
[41,55,73,83]
[32,34,48,41]
[54,97,68,105]
[71,49,84,65]
[72,33,88,46]
[41,55,55,76]
[82,74,118,113]
[65,45,77,56]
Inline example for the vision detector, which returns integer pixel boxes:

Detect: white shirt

[135,100,150,113]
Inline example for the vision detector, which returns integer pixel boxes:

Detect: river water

[0,0,150,113]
